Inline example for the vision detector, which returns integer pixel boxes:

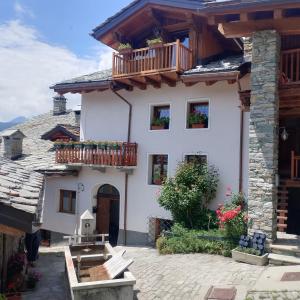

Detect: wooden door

[96,197,111,234]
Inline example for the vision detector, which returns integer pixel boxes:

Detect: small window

[150,155,168,185]
[187,101,209,129]
[59,190,76,214]
[151,105,170,130]
[185,154,207,165]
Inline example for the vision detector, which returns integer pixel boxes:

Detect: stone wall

[248,30,281,241]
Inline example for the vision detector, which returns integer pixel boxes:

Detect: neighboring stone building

[0,156,44,291]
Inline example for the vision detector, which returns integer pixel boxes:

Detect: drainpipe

[1,234,6,293]
[110,85,132,245]
[237,74,244,193]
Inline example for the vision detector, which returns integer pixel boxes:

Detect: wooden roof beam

[158,74,177,87]
[129,78,147,90]
[144,76,161,89]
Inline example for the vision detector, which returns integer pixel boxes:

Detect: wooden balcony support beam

[129,78,147,90]
[158,74,177,87]
[144,76,161,89]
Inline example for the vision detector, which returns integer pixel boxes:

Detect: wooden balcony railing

[291,151,300,179]
[112,40,192,78]
[281,49,300,85]
[55,142,137,167]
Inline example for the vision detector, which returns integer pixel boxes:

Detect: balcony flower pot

[231,248,268,266]
[151,125,165,130]
[149,42,164,49]
[74,143,84,149]
[118,43,133,55]
[54,143,64,150]
[64,143,74,149]
[191,123,205,129]
[147,38,163,49]
[84,144,96,150]
[5,293,22,300]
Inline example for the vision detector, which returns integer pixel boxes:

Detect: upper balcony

[280,48,300,86]
[55,141,137,169]
[112,40,192,84]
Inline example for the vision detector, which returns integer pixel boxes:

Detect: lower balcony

[55,141,137,168]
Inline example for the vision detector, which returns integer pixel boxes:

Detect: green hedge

[156,224,236,257]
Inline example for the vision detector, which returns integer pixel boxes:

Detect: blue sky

[0,0,132,121]
[0,0,132,58]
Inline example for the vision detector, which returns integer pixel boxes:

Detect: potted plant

[147,37,163,49]
[73,142,84,149]
[232,246,268,266]
[84,141,96,150]
[97,142,105,150]
[188,112,208,128]
[64,142,74,149]
[53,141,65,150]
[118,43,133,55]
[26,270,41,290]
[151,117,169,130]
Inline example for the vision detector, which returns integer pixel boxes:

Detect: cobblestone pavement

[246,291,300,300]
[121,247,265,300]
[24,246,298,300]
[23,252,70,300]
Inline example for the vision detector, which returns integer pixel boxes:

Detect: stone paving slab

[23,246,267,300]
[246,291,300,300]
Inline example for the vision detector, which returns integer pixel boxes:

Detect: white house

[45,0,252,245]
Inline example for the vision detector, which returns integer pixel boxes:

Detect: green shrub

[158,161,219,229]
[235,246,261,256]
[157,224,235,257]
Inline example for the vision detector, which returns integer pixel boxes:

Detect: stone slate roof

[0,156,44,217]
[1,129,25,137]
[184,54,244,75]
[3,111,77,171]
[41,124,80,141]
[53,54,246,89]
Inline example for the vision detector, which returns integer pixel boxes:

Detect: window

[185,154,207,165]
[59,190,76,214]
[187,101,209,129]
[150,155,168,185]
[151,105,170,130]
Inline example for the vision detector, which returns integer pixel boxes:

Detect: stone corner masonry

[248,30,281,241]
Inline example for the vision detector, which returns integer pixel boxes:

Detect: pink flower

[225,186,232,197]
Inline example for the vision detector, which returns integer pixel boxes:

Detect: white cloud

[0,20,111,121]
[14,2,35,19]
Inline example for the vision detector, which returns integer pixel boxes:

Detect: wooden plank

[219,17,300,38]
[0,224,24,237]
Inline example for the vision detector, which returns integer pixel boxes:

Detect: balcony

[55,142,137,168]
[112,40,192,83]
[280,49,300,86]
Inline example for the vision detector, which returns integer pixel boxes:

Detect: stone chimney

[74,108,81,127]
[53,94,67,116]
[0,129,25,160]
[243,37,252,62]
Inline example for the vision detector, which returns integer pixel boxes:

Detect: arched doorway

[96,184,120,246]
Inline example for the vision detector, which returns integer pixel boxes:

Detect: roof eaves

[91,0,205,41]
[51,80,111,94]
[203,0,300,13]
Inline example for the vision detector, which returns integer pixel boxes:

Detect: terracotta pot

[151,125,165,130]
[119,48,133,55]
[191,123,205,129]
[149,42,164,49]
[5,293,22,300]
[153,179,162,185]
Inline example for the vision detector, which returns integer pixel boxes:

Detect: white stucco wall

[43,81,245,236]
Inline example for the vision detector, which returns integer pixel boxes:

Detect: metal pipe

[236,74,244,193]
[111,86,132,245]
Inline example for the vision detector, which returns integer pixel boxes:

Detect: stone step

[268,253,300,265]
[277,209,288,214]
[277,223,287,229]
[271,244,300,257]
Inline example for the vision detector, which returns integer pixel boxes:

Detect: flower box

[149,42,164,49]
[151,125,165,130]
[232,248,268,266]
[191,123,205,129]
[119,48,133,55]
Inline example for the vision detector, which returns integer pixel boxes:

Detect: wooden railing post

[291,150,295,179]
[176,39,180,72]
[112,53,115,77]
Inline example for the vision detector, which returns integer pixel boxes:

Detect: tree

[158,161,219,229]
